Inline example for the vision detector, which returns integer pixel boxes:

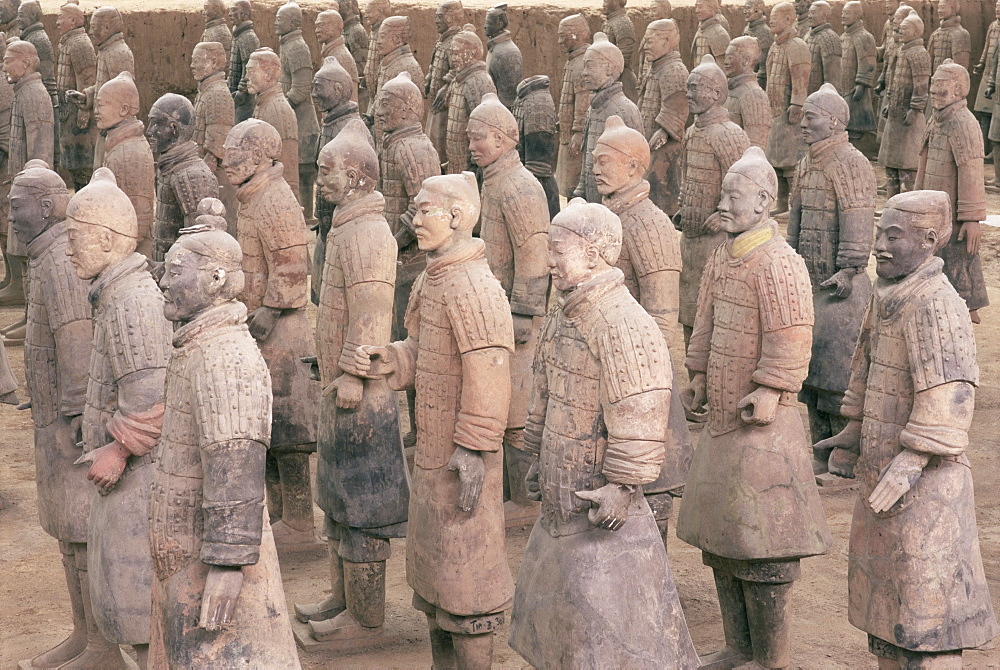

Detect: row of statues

[6,0,998,667]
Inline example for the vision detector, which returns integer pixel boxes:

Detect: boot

[898,170,916,194]
[29,543,88,668]
[56,546,125,670]
[770,175,790,216]
[294,541,347,623]
[452,632,495,670]
[270,452,318,549]
[743,580,794,669]
[0,255,26,307]
[426,615,457,670]
[308,561,387,643]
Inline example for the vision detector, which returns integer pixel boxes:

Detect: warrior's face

[191,46,222,82]
[275,7,296,36]
[9,183,47,247]
[245,56,275,94]
[930,74,963,110]
[643,26,675,62]
[717,172,770,234]
[723,43,749,78]
[484,10,503,39]
[160,246,218,323]
[221,139,260,187]
[65,219,114,280]
[466,119,506,168]
[938,0,956,20]
[874,208,937,280]
[315,15,338,42]
[2,52,29,84]
[316,148,357,206]
[592,143,639,197]
[313,73,348,112]
[695,0,715,22]
[686,72,721,115]
[580,50,613,91]
[743,0,762,21]
[412,188,461,253]
[800,102,837,144]
[94,88,127,131]
[145,108,181,156]
[548,224,598,292]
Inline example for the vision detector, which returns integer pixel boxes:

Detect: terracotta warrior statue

[248,48,299,198]
[795,0,811,39]
[816,190,999,668]
[742,0,772,87]
[316,10,358,103]
[0,37,16,311]
[354,173,515,670]
[293,118,409,646]
[228,0,260,123]
[0,0,18,38]
[310,56,371,306]
[875,3,910,145]
[340,0,369,110]
[424,0,464,160]
[508,198,699,669]
[555,14,591,197]
[639,19,689,216]
[724,36,771,149]
[639,0,673,82]
[368,15,424,127]
[3,39,53,343]
[804,1,842,95]
[512,75,559,218]
[276,2,319,217]
[840,1,877,154]
[65,6,133,170]
[692,0,730,67]
[15,161,100,668]
[877,9,929,197]
[591,116,692,545]
[68,168,174,670]
[202,0,232,67]
[484,4,521,110]
[927,0,970,73]
[440,25,495,174]
[95,72,154,259]
[146,93,220,262]
[467,93,549,521]
[677,55,750,349]
[574,32,642,203]
[361,0,391,114]
[191,41,236,232]
[221,119,319,549]
[787,83,875,473]
[677,146,832,670]
[150,202,300,666]
[917,61,988,323]
[973,0,1000,158]
[55,1,97,192]
[371,71,439,447]
[764,1,810,214]
[602,0,638,100]
[17,1,57,118]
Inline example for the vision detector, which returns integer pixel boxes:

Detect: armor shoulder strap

[825,143,878,210]
[706,123,752,171]
[103,41,134,78]
[340,215,397,287]
[250,181,307,251]
[709,25,731,56]
[282,38,313,71]
[755,243,815,332]
[593,291,671,403]
[954,27,972,54]
[403,270,425,337]
[42,242,92,330]
[905,45,931,77]
[520,93,557,137]
[190,334,272,446]
[444,262,515,354]
[787,37,811,66]
[106,278,172,379]
[171,162,220,216]
[463,72,497,110]
[624,202,681,276]
[397,134,441,194]
[500,168,549,248]
[945,108,986,167]
[903,278,978,391]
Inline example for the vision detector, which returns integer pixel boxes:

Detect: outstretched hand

[447,446,485,512]
[199,565,244,631]
[869,449,930,513]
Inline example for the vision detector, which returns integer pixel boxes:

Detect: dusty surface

[2,180,1000,668]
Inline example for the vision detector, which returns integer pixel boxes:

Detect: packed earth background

[3,0,1000,667]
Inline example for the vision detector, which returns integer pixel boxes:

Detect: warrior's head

[222,118,281,188]
[724,35,760,78]
[930,59,970,111]
[146,93,196,156]
[378,15,409,56]
[717,146,777,234]
[467,92,517,168]
[593,115,649,198]
[376,71,422,133]
[801,82,849,145]
[313,56,354,113]
[643,19,679,63]
[412,173,480,254]
[558,14,591,54]
[582,32,624,92]
[90,6,124,46]
[246,47,280,94]
[317,118,379,207]
[316,9,344,43]
[875,191,952,280]
[435,0,464,34]
[65,168,138,279]
[57,2,85,35]
[548,199,622,292]
[485,3,508,39]
[3,39,38,84]
[275,2,302,36]
[95,71,139,131]
[192,41,227,82]
[449,24,483,71]
[686,54,727,115]
[10,160,69,248]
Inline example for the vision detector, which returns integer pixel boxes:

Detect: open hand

[649,128,668,151]
[512,314,533,345]
[199,565,244,631]
[575,483,635,531]
[958,221,981,255]
[447,446,484,512]
[869,449,930,513]
[248,306,280,342]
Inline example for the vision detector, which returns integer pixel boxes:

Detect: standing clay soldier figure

[972,0,1000,154]
[485,4,521,110]
[15,162,102,668]
[67,168,174,670]
[640,19,689,216]
[222,118,319,549]
[65,6,133,170]
[742,0,772,87]
[0,0,19,38]
[804,1,841,95]
[18,1,57,118]
[276,2,319,216]
[353,173,515,670]
[361,0,391,117]
[512,75,559,218]
[0,34,16,308]
[795,0,811,39]
[602,0,638,101]
[574,33,642,203]
[150,205,300,667]
[918,61,988,323]
[816,190,999,668]
[556,14,591,197]
[468,93,549,520]
[341,0,369,109]
[787,83,875,469]
[147,94,219,262]
[724,36,771,149]
[878,10,928,196]
[592,116,692,544]
[96,72,154,258]
[442,25,495,174]
[692,0,730,67]
[248,48,299,199]
[192,41,236,231]
[316,10,358,103]
[677,146,832,670]
[310,56,369,305]
[368,16,424,125]
[228,0,260,123]
[202,0,232,68]
[875,4,910,145]
[840,1,877,154]
[764,2,810,214]
[424,0,464,160]
[293,120,409,645]
[372,73,439,444]
[4,39,54,342]
[677,55,750,346]
[508,198,699,670]
[927,0,970,73]
[56,1,97,192]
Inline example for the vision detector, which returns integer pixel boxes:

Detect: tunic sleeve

[751,250,814,392]
[505,180,550,317]
[337,222,397,373]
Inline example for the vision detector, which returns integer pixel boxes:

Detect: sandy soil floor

[3,184,1000,668]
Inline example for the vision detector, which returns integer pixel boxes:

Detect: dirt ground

[4,184,1000,669]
